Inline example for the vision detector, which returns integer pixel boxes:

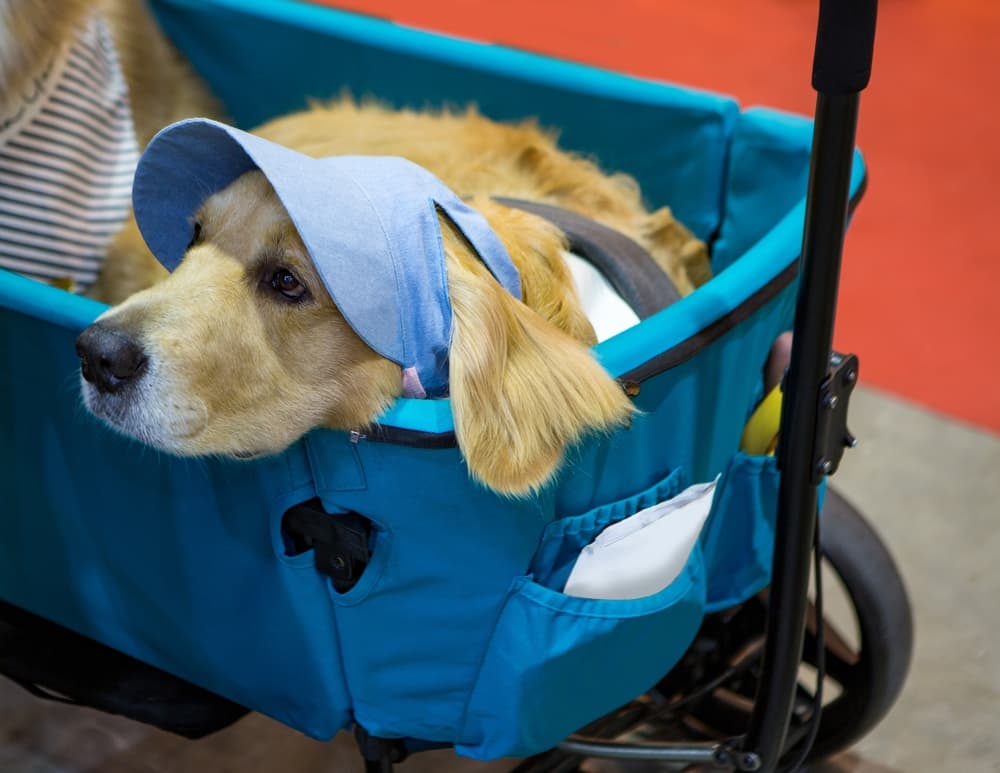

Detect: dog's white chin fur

[80,359,210,454]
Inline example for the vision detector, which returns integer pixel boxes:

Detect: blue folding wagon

[0,1,912,770]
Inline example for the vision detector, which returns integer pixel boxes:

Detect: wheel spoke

[802,597,862,688]
[805,600,859,667]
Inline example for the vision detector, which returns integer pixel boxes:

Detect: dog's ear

[443,209,634,496]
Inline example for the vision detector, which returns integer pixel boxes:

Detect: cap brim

[132,118,314,270]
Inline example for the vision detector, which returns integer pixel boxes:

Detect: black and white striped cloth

[0,12,138,291]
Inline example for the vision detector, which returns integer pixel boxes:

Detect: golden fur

[95,101,709,304]
[83,101,710,495]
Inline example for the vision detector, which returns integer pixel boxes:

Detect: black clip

[282,499,373,592]
[812,351,859,483]
[354,725,410,769]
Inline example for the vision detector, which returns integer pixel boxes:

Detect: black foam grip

[812,0,878,95]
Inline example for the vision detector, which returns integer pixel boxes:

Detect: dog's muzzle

[76,323,149,394]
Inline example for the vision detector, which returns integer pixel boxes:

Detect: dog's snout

[76,323,148,393]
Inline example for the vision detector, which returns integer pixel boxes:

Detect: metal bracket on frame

[810,351,860,483]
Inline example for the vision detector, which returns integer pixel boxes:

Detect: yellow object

[741,385,783,455]
[49,277,77,293]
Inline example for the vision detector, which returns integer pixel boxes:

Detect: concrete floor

[829,387,1000,772]
[0,386,996,772]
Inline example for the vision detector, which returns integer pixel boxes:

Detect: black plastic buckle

[812,351,859,483]
[354,725,410,770]
[283,499,372,592]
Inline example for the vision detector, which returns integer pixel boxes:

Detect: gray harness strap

[492,197,681,319]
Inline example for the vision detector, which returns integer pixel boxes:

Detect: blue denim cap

[132,118,522,398]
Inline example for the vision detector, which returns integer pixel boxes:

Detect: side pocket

[529,467,686,592]
[456,468,706,760]
[699,451,780,611]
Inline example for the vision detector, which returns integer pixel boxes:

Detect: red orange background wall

[317,0,999,434]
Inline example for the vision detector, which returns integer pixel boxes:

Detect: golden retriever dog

[78,101,710,496]
[0,0,221,291]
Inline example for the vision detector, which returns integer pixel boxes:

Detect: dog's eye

[188,221,202,249]
[267,267,307,301]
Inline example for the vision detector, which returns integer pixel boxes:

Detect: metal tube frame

[558,739,724,765]
[742,91,863,773]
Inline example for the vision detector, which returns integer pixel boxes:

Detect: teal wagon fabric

[0,0,866,759]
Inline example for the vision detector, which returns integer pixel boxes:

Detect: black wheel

[801,486,913,760]
[644,486,913,764]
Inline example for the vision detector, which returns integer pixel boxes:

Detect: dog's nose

[76,323,148,393]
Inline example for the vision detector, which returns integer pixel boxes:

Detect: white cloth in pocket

[563,478,718,600]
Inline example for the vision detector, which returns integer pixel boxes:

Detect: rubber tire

[805,486,914,761]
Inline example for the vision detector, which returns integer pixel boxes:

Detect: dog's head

[79,120,633,495]
[79,168,403,458]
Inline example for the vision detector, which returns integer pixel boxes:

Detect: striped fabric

[0,12,138,292]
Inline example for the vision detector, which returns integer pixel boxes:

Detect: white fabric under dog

[563,251,641,342]
[0,12,139,291]
[563,478,718,600]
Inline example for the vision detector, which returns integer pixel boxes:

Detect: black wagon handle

[743,1,878,772]
[812,0,878,95]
